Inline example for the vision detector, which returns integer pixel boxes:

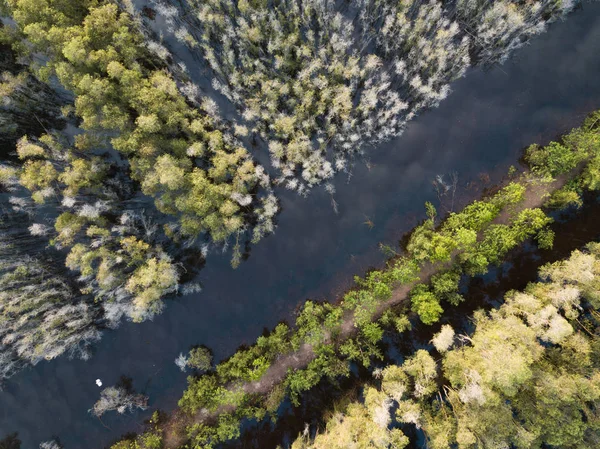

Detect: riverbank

[2,4,600,447]
[290,239,600,448]
[114,110,600,448]
[227,192,600,448]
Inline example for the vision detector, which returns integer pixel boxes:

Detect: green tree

[410,284,443,325]
[188,347,213,372]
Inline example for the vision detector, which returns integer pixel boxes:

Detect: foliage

[0,211,101,382]
[1,0,598,437]
[110,107,600,447]
[90,383,148,417]
[110,428,162,449]
[525,141,583,177]
[5,0,277,248]
[536,227,555,250]
[187,347,213,372]
[410,284,443,325]
[431,324,455,353]
[0,433,20,449]
[545,185,583,209]
[294,243,600,449]
[0,48,65,146]
[290,396,409,449]
[7,129,183,325]
[431,270,463,306]
[173,0,577,192]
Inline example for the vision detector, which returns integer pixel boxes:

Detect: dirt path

[239,169,574,399]
[494,174,568,225]
[161,168,577,447]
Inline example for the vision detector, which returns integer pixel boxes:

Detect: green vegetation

[0,0,278,381]
[187,347,213,372]
[0,210,101,380]
[110,111,600,448]
[110,412,162,449]
[0,0,598,444]
[90,382,148,418]
[292,242,600,449]
[5,0,276,244]
[0,16,65,146]
[0,0,279,340]
[173,0,579,191]
[0,0,592,384]
[8,131,182,321]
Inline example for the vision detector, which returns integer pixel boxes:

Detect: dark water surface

[2,4,600,448]
[230,194,600,449]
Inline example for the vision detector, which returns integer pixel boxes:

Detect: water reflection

[231,194,600,449]
[1,4,600,448]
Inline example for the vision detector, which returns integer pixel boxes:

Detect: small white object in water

[95,379,102,387]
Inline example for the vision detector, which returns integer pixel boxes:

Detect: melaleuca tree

[5,0,278,250]
[0,129,184,380]
[181,0,413,190]
[12,132,181,323]
[90,380,148,417]
[0,24,66,146]
[455,0,581,63]
[290,393,409,449]
[1,0,280,381]
[293,243,600,449]
[360,0,470,106]
[0,125,186,380]
[147,0,585,195]
[0,210,101,383]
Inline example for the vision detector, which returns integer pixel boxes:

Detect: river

[1,3,600,448]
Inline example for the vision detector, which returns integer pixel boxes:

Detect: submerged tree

[90,379,148,417]
[0,208,103,382]
[292,243,600,449]
[0,21,66,146]
[4,0,278,248]
[0,433,20,449]
[0,0,272,381]
[39,440,62,449]
[7,131,183,323]
[176,346,213,372]
[0,131,182,381]
[149,0,585,194]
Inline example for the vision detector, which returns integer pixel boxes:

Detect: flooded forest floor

[229,193,600,449]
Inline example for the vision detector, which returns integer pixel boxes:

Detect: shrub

[410,285,443,325]
[188,347,213,372]
[525,141,582,176]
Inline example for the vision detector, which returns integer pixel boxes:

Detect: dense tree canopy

[5,0,277,245]
[0,0,597,427]
[152,0,584,192]
[293,243,600,449]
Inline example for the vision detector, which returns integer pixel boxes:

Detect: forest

[106,110,600,448]
[0,0,599,448]
[291,242,600,448]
